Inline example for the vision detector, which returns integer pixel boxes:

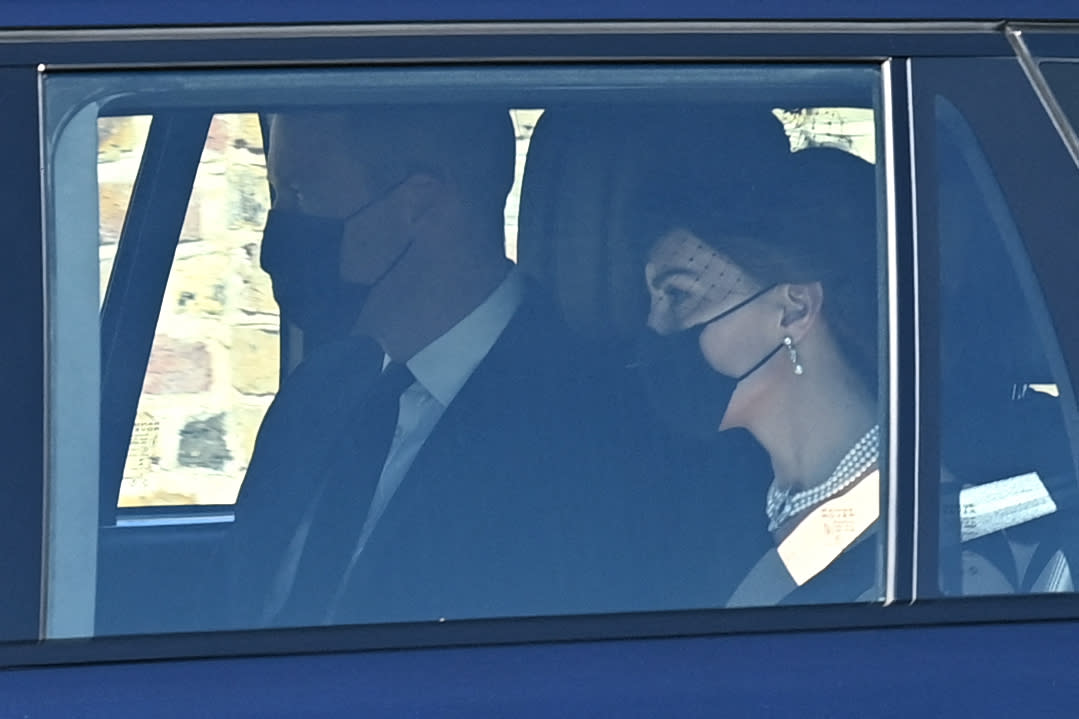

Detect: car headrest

[517,104,793,348]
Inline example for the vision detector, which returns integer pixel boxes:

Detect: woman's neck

[749,359,877,493]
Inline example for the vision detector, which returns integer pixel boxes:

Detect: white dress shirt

[347,268,525,562]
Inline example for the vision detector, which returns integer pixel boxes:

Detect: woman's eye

[662,286,690,304]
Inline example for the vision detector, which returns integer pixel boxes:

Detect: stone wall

[101,114,278,506]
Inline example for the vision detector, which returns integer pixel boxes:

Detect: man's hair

[339,106,517,226]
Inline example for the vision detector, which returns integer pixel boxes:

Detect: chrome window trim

[1006,26,1079,169]
[905,58,924,602]
[1009,21,1079,33]
[881,57,919,604]
[114,513,235,528]
[882,59,902,605]
[0,21,1007,45]
[0,22,1012,72]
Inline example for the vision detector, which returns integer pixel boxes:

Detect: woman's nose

[646,302,669,333]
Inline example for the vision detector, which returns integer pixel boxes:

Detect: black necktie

[269,361,416,626]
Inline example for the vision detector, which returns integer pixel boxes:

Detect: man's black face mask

[259,178,412,342]
[260,209,371,342]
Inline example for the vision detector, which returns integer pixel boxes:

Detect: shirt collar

[396,267,524,407]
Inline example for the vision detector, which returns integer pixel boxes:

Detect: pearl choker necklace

[765,424,880,533]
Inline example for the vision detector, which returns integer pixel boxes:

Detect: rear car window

[935,97,1079,595]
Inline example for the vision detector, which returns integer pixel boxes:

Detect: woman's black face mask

[259,178,410,342]
[637,284,783,440]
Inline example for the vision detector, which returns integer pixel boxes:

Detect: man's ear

[398,171,445,225]
[778,281,824,342]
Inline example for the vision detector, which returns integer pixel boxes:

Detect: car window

[45,65,889,638]
[935,96,1079,596]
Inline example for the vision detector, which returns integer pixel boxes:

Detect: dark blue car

[2,1,1079,715]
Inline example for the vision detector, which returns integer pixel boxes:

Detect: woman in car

[636,141,884,605]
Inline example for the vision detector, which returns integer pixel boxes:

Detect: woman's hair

[640,131,879,390]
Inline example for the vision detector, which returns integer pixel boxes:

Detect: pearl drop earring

[784,336,804,375]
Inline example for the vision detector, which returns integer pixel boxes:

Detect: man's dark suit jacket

[230,288,677,628]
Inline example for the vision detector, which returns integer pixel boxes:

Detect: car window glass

[935,96,1079,597]
[45,65,888,638]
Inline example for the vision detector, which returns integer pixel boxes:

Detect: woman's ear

[778,281,823,342]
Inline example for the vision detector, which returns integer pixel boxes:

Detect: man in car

[231,107,669,628]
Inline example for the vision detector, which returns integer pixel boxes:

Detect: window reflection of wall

[773,107,875,163]
[98,115,151,306]
[505,108,543,261]
[100,114,276,507]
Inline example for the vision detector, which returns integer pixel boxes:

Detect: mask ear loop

[733,341,786,382]
[342,175,410,223]
[690,282,785,380]
[694,283,782,382]
[344,176,416,292]
[696,283,778,327]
